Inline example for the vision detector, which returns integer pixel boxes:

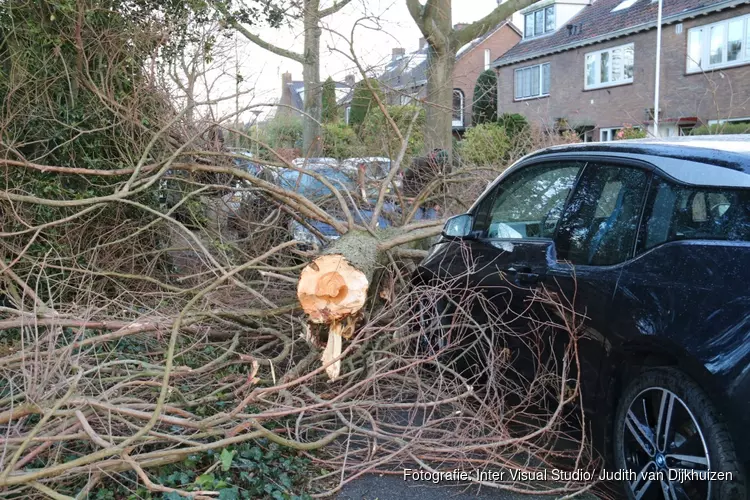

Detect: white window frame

[345,106,351,125]
[484,49,491,71]
[584,43,635,90]
[599,125,644,141]
[514,62,550,101]
[687,14,750,73]
[708,117,750,126]
[599,128,622,142]
[524,5,555,39]
[452,89,464,127]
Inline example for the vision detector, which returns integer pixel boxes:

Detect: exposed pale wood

[297,232,386,379]
[321,322,344,380]
[297,254,369,324]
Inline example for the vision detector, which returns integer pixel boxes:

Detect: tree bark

[425,43,455,154]
[213,0,353,156]
[406,0,539,157]
[302,0,323,157]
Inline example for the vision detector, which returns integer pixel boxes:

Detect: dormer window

[525,6,555,39]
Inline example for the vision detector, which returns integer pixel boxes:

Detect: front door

[549,160,652,443]
[465,161,585,380]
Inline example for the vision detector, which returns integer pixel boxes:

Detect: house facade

[378,20,521,132]
[453,22,523,129]
[278,72,355,118]
[493,0,750,140]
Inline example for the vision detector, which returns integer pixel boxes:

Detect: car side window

[474,162,583,239]
[639,177,750,251]
[555,164,649,266]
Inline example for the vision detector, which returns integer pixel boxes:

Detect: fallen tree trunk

[297,230,383,380]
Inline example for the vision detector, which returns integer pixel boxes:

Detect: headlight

[290,220,319,247]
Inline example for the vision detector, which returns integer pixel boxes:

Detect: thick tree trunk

[421,0,454,158]
[302,0,323,157]
[407,0,538,161]
[425,45,455,156]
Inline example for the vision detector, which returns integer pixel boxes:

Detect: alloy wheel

[623,387,712,500]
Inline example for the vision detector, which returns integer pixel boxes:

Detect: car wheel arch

[612,339,725,404]
[605,337,742,453]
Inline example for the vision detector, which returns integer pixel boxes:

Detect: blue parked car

[279,166,439,249]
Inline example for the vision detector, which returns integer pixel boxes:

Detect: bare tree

[213,0,353,156]
[405,0,537,155]
[0,4,599,497]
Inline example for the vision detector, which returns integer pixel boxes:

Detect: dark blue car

[416,137,750,500]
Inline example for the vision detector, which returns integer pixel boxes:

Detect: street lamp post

[653,0,664,137]
[251,110,262,158]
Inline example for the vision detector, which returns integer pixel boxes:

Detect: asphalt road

[337,473,602,500]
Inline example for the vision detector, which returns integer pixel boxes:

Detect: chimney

[280,72,294,113]
[419,37,427,50]
[453,23,468,31]
[345,74,355,88]
[282,71,292,89]
[392,47,405,61]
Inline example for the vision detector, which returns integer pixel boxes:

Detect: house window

[687,14,750,73]
[484,49,491,71]
[452,89,464,127]
[514,62,551,100]
[585,43,634,90]
[600,128,622,142]
[679,124,694,136]
[612,0,638,12]
[524,6,555,39]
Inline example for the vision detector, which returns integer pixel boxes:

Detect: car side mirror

[442,214,474,239]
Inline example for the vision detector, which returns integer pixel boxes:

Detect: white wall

[517,0,588,38]
[555,2,588,31]
[499,0,525,33]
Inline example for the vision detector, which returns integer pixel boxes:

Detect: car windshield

[279,169,356,198]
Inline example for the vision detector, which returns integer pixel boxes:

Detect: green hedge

[691,122,750,135]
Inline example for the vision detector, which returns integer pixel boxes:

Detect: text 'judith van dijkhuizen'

[402,468,734,484]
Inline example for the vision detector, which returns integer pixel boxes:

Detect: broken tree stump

[297,231,382,380]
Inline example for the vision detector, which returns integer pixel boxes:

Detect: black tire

[613,367,746,500]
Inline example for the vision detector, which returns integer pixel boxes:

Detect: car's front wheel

[613,367,746,500]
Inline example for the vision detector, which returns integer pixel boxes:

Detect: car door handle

[504,264,531,274]
[502,265,539,285]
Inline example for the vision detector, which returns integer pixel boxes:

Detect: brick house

[492,0,750,140]
[378,20,521,133]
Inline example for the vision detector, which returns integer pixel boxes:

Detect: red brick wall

[454,24,521,127]
[496,4,750,134]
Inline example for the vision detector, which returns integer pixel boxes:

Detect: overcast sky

[223,0,507,122]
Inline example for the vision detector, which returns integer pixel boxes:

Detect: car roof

[343,157,390,163]
[529,136,750,175]
[470,136,750,212]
